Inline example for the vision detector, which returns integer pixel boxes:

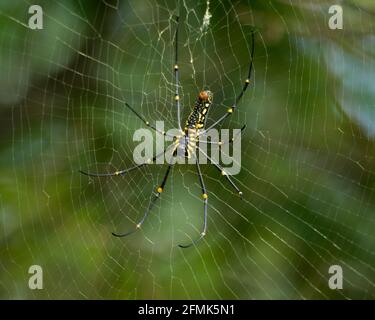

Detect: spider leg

[198,124,246,145]
[79,163,147,177]
[178,159,208,248]
[199,31,255,135]
[173,16,182,131]
[124,102,174,138]
[79,144,172,177]
[197,146,243,198]
[112,163,173,237]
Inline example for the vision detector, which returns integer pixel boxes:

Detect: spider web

[0,0,374,299]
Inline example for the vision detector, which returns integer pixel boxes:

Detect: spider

[80,17,255,248]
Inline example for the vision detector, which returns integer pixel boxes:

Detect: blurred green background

[0,0,374,299]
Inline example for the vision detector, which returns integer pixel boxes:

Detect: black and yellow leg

[174,16,182,131]
[198,124,246,145]
[197,146,243,199]
[200,31,255,133]
[124,102,169,137]
[178,160,208,248]
[79,144,172,177]
[112,163,173,237]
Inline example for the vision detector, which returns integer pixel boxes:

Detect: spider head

[198,90,213,103]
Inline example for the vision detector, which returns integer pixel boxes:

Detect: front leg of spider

[112,163,173,237]
[198,31,255,134]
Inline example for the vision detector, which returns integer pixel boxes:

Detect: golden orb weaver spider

[80,16,255,248]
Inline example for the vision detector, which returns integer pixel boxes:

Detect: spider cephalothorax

[80,16,255,248]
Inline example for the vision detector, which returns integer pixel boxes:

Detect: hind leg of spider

[197,146,243,198]
[178,160,208,248]
[112,163,173,237]
[79,144,172,177]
